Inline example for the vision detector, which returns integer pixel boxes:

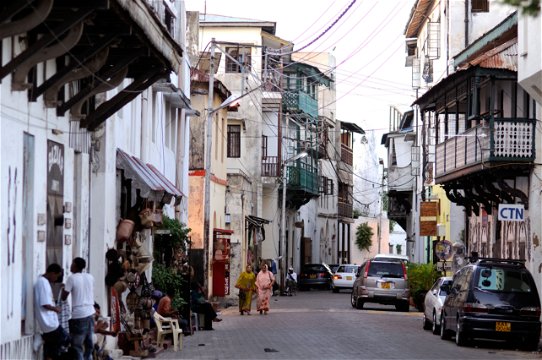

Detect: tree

[355,222,373,252]
[502,0,540,15]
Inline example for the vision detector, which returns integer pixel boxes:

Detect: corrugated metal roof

[462,41,517,72]
[116,149,183,205]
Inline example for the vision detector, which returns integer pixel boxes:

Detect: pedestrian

[34,263,69,360]
[285,266,297,296]
[61,257,95,360]
[157,288,189,333]
[255,262,275,315]
[190,282,222,330]
[234,264,256,315]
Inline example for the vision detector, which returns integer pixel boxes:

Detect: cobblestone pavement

[153,290,541,360]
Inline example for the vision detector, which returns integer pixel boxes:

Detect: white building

[1,1,190,357]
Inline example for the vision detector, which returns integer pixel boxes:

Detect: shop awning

[116,148,184,205]
[245,215,271,227]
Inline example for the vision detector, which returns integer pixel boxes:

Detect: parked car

[439,258,541,349]
[423,276,452,334]
[351,259,410,311]
[298,263,333,290]
[331,264,360,293]
[373,254,409,263]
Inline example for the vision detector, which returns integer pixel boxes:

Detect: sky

[184,0,417,136]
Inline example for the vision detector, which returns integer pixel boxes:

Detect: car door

[447,267,473,329]
[444,268,466,329]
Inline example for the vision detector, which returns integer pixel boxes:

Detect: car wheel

[431,311,439,335]
[395,301,409,312]
[355,299,364,310]
[455,318,469,347]
[522,335,540,351]
[440,313,451,340]
[423,313,431,330]
[350,291,357,308]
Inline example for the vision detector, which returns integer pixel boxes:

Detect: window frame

[227,124,241,158]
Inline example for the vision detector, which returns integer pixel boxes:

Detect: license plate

[379,282,392,289]
[496,322,511,332]
[346,276,352,280]
[310,274,317,279]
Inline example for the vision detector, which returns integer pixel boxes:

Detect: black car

[298,263,333,290]
[440,257,541,349]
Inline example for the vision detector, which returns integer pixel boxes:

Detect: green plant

[151,263,185,309]
[407,263,441,311]
[355,222,373,252]
[352,209,362,219]
[152,216,191,310]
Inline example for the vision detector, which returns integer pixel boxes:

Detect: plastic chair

[153,312,183,351]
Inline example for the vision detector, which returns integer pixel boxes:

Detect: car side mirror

[432,289,438,295]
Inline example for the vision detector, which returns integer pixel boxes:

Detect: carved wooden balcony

[435,118,535,182]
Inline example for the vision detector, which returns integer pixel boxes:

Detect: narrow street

[155,290,540,359]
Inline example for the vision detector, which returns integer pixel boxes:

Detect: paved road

[154,289,541,359]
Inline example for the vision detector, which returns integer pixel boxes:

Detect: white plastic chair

[153,312,183,351]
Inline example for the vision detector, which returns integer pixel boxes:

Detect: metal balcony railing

[283,90,318,119]
[286,162,319,194]
[435,118,535,178]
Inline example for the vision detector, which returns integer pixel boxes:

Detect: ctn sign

[498,204,525,222]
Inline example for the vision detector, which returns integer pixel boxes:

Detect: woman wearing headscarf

[255,263,275,315]
[235,264,256,315]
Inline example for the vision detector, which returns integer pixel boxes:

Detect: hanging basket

[139,208,153,229]
[116,219,135,243]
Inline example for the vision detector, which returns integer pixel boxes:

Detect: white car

[422,276,452,334]
[331,264,359,293]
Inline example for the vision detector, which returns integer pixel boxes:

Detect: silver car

[350,259,410,312]
[423,276,452,334]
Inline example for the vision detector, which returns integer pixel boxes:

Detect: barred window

[227,125,241,158]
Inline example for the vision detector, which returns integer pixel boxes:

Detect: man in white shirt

[34,263,66,359]
[62,257,95,360]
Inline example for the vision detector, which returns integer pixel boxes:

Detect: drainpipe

[464,0,469,48]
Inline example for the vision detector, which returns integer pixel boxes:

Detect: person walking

[255,263,275,315]
[34,263,68,360]
[234,264,256,315]
[285,266,297,296]
[62,257,95,360]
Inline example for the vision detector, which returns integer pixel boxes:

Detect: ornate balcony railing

[262,156,279,177]
[435,118,535,179]
[283,90,318,119]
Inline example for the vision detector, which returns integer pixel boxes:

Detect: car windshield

[476,267,535,293]
[337,265,358,273]
[303,265,325,273]
[368,262,404,278]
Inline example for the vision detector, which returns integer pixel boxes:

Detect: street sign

[497,204,524,222]
[434,240,453,261]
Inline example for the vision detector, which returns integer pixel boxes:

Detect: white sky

[184,0,417,136]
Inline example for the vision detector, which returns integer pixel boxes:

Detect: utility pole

[203,39,215,291]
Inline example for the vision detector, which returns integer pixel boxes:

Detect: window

[227,125,241,158]
[471,0,488,12]
[226,46,252,73]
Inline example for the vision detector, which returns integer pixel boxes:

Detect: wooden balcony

[262,156,279,177]
[341,144,353,166]
[435,118,535,182]
[338,201,353,218]
[283,90,318,119]
[284,162,319,209]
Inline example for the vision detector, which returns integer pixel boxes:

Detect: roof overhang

[340,121,365,134]
[404,0,436,38]
[116,148,184,206]
[1,0,183,131]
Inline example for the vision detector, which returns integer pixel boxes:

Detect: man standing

[34,263,66,360]
[62,257,95,360]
